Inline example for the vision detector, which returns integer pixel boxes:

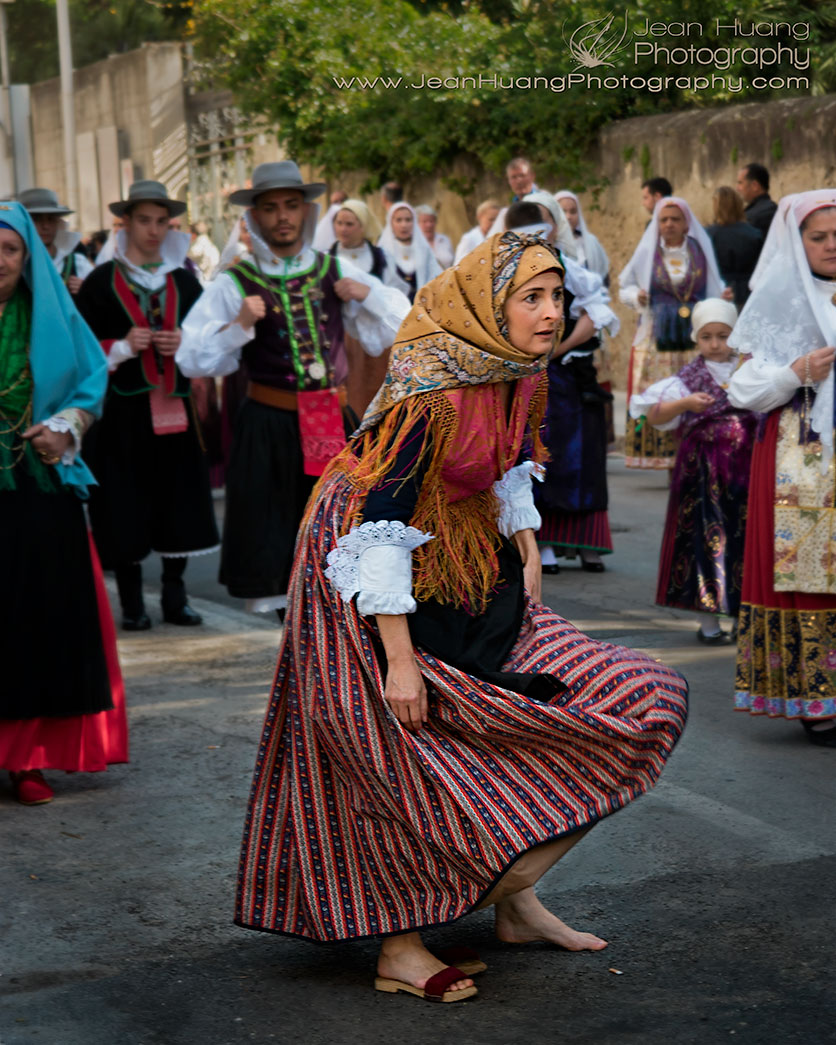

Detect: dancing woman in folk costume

[728,189,836,747]
[234,232,688,1002]
[0,202,127,806]
[619,196,730,469]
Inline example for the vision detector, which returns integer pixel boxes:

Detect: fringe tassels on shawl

[311,379,548,614]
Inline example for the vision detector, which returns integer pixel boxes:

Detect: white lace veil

[378,202,442,284]
[728,188,836,468]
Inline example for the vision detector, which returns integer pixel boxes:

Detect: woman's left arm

[493,461,544,604]
[21,407,94,465]
[513,528,542,604]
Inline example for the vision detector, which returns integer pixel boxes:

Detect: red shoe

[11,770,54,805]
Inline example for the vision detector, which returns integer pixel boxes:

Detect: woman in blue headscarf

[0,201,128,805]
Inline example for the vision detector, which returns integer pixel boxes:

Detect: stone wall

[342,95,834,387]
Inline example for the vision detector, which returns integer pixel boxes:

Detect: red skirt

[0,532,128,772]
[537,507,613,554]
[735,410,836,719]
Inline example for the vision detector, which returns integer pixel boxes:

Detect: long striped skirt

[235,474,689,943]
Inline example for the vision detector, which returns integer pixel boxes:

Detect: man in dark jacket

[737,163,778,238]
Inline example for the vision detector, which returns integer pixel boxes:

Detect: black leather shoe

[581,559,605,573]
[581,388,614,405]
[542,563,561,575]
[801,720,836,747]
[122,613,152,631]
[162,604,203,626]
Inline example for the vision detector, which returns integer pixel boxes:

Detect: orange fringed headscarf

[320,231,563,611]
[356,231,565,435]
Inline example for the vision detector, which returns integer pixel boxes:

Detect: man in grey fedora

[177,160,410,618]
[18,187,94,294]
[76,179,220,631]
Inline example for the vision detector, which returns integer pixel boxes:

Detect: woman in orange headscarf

[234,232,688,1002]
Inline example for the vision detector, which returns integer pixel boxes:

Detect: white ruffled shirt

[332,241,408,295]
[103,230,193,373]
[454,225,485,264]
[176,247,410,378]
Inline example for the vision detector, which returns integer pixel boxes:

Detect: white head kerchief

[690,298,738,340]
[113,228,191,290]
[554,190,609,279]
[619,195,725,297]
[729,188,836,470]
[378,202,442,283]
[523,190,578,259]
[336,198,382,242]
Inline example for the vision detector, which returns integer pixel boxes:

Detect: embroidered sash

[774,403,836,593]
[112,267,187,435]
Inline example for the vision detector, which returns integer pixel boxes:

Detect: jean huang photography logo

[564,11,632,69]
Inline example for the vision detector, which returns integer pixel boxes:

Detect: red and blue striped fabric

[235,476,687,943]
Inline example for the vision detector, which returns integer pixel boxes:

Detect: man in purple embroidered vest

[177,161,410,617]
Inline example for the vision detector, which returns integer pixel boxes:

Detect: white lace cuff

[325,520,434,616]
[44,409,93,465]
[493,461,544,538]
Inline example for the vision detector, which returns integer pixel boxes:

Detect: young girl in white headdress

[378,202,442,301]
[630,299,758,643]
[619,196,731,469]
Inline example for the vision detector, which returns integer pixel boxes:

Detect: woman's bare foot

[377,933,474,993]
[495,888,608,951]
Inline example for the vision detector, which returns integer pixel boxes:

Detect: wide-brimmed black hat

[228,161,326,207]
[18,187,73,215]
[109,180,187,218]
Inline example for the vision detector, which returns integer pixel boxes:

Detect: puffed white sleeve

[74,254,95,281]
[175,273,253,378]
[628,376,690,431]
[618,257,643,311]
[492,461,544,538]
[562,256,619,335]
[325,520,435,616]
[334,258,411,358]
[727,358,802,413]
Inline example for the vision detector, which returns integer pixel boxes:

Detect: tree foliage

[8,0,192,84]
[190,0,836,188]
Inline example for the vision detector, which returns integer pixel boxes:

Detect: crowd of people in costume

[2,149,833,1004]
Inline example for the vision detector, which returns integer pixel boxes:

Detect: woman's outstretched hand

[384,657,428,733]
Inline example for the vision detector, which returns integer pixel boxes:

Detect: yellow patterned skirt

[624,318,695,469]
[735,407,836,719]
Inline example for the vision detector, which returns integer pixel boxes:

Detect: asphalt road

[2,441,834,1045]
